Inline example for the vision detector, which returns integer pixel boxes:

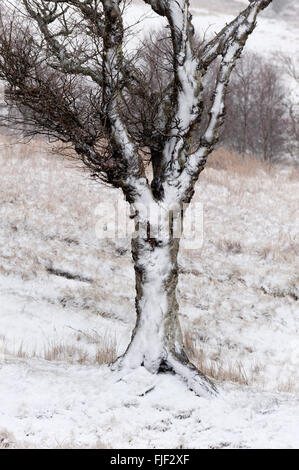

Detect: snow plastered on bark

[177,1,270,196]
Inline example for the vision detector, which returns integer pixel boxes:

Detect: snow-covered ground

[0,137,298,448]
[1,362,299,449]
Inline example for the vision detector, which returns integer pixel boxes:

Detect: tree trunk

[114,206,217,397]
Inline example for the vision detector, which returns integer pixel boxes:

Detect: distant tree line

[221,52,297,162]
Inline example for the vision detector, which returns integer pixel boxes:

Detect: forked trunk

[115,206,217,397]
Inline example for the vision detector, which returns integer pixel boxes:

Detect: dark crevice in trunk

[158,360,175,374]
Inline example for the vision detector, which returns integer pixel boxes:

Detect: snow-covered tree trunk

[125,230,182,370]
[117,201,217,396]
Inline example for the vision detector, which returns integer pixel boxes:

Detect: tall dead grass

[206,148,271,176]
[1,335,117,366]
[206,147,299,182]
[184,331,260,386]
[74,329,118,365]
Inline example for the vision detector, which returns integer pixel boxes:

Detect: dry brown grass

[206,147,299,181]
[74,329,118,365]
[206,148,272,176]
[217,239,243,254]
[43,342,90,364]
[185,331,257,386]
[278,379,296,393]
[0,134,50,160]
[95,340,118,365]
[1,335,117,366]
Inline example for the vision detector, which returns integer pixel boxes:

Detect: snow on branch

[178,0,273,195]
[145,0,272,195]
[200,0,272,69]
[143,1,203,191]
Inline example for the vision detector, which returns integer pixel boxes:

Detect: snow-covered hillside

[0,137,298,448]
[130,0,299,57]
[191,0,299,58]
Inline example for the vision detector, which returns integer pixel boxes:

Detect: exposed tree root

[111,352,217,398]
[166,353,218,398]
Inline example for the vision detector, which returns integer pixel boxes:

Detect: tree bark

[114,206,217,397]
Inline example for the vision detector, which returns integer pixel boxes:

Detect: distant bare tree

[0,0,273,396]
[223,53,289,161]
[277,53,299,159]
[222,54,257,157]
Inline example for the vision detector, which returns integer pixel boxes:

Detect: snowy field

[0,137,298,449]
[0,0,299,450]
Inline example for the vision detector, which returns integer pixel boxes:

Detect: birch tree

[0,0,272,396]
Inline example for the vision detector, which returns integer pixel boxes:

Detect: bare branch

[22,0,103,84]
[200,0,272,69]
